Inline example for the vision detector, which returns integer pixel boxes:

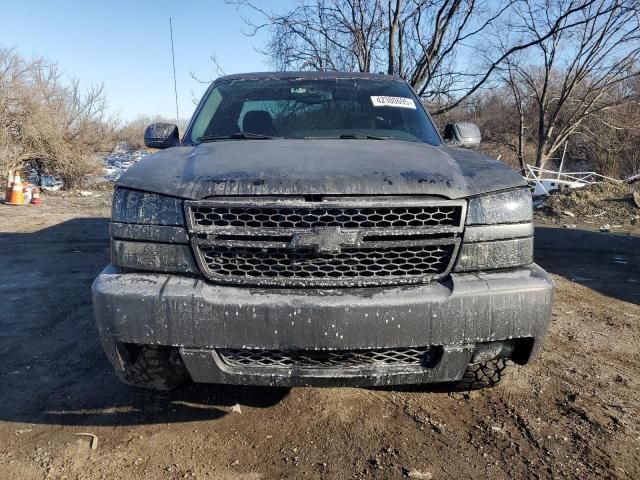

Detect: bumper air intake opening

[218,346,444,369]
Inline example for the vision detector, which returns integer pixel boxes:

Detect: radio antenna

[169,17,180,127]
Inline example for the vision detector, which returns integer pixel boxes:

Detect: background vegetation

[0,48,117,188]
[231,0,640,176]
[1,0,638,189]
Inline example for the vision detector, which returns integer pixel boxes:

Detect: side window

[190,89,223,142]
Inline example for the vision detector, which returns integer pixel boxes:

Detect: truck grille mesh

[185,199,464,287]
[218,347,439,369]
[199,244,454,279]
[190,205,461,229]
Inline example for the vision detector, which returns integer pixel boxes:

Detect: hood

[117,139,526,199]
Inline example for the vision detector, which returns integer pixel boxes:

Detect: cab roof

[215,71,406,83]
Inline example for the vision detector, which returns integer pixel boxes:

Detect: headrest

[242,110,276,136]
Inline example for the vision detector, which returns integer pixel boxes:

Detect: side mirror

[443,122,481,147]
[144,123,180,149]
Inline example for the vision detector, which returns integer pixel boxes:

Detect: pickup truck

[92,71,553,391]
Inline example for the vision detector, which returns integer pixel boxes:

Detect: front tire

[453,359,511,391]
[119,345,188,391]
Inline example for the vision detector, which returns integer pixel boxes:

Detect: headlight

[110,188,195,274]
[454,188,533,272]
[112,188,185,225]
[466,188,532,225]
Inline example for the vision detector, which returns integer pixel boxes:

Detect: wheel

[119,345,188,391]
[453,359,511,391]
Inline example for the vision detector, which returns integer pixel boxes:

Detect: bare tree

[578,83,640,176]
[230,0,386,72]
[501,58,527,172]
[503,0,640,169]
[227,0,629,114]
[228,0,505,105]
[0,47,116,188]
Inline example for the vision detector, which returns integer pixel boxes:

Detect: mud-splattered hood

[116,139,526,199]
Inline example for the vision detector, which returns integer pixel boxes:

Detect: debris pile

[103,144,149,181]
[37,174,64,191]
[535,181,640,228]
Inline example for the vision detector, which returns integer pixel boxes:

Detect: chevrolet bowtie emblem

[289,227,361,253]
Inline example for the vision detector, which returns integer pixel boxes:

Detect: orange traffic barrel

[31,188,41,206]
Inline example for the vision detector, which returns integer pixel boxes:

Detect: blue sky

[1,0,289,122]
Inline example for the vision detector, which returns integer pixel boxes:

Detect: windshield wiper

[199,132,276,143]
[339,133,389,140]
[304,133,389,140]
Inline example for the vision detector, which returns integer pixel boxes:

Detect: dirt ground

[1,191,639,480]
[534,181,640,230]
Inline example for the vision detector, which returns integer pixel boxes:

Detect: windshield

[185,77,441,145]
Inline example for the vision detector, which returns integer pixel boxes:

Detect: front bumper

[92,264,553,387]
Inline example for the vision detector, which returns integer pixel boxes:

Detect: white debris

[589,211,607,217]
[38,175,64,191]
[75,432,98,449]
[406,468,433,479]
[230,403,242,414]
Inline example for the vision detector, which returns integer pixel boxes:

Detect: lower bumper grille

[218,347,441,369]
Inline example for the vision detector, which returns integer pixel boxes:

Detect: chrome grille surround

[185,197,466,287]
[218,347,441,369]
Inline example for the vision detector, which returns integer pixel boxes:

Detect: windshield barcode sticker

[371,96,416,109]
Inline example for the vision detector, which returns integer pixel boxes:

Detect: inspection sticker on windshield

[371,96,416,109]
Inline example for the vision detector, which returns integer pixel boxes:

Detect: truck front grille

[218,347,441,369]
[185,197,465,287]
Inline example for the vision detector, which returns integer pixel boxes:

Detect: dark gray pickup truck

[92,71,553,391]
